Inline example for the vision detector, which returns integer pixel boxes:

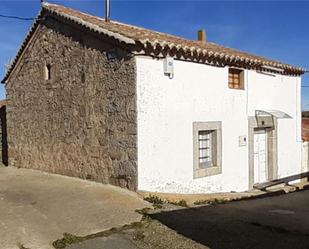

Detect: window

[228,68,244,90]
[198,130,214,167]
[44,64,51,81]
[193,122,222,178]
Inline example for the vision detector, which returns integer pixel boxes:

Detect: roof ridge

[110,20,197,42]
[43,2,106,22]
[42,2,135,45]
[43,2,203,45]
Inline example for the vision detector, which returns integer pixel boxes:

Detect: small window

[44,64,51,81]
[198,130,214,167]
[193,122,222,178]
[228,68,244,90]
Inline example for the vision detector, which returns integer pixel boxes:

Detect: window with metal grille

[228,68,244,89]
[198,130,214,167]
[193,121,222,178]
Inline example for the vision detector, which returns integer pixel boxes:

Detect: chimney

[198,29,207,43]
[105,0,110,22]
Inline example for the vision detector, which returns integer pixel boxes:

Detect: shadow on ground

[149,190,309,249]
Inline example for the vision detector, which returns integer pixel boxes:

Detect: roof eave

[42,2,135,45]
[2,3,137,84]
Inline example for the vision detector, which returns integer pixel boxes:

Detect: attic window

[228,68,244,90]
[44,64,51,81]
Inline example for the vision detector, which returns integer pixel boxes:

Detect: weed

[52,219,149,249]
[143,195,165,208]
[194,198,229,206]
[52,233,84,249]
[193,200,210,205]
[168,199,188,207]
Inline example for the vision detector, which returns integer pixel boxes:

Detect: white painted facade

[302,142,309,173]
[136,56,302,194]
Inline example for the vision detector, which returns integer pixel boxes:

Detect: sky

[0,0,308,108]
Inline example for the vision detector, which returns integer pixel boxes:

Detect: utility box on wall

[239,136,247,147]
[163,57,174,78]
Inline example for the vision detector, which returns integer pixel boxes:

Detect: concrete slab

[67,234,139,249]
[0,167,150,249]
[138,179,309,206]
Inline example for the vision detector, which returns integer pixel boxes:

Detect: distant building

[1,3,306,193]
[302,113,309,173]
[302,113,309,141]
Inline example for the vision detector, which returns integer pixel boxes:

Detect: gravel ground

[53,209,209,249]
[123,216,209,249]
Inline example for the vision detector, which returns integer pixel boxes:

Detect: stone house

[2,2,306,193]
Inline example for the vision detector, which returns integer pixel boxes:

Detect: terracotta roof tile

[42,2,306,75]
[2,2,306,83]
[0,100,6,108]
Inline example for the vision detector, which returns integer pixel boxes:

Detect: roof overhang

[254,109,292,128]
[255,110,292,119]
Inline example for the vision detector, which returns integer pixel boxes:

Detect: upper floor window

[228,68,244,90]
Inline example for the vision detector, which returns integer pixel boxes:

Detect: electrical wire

[0,14,35,21]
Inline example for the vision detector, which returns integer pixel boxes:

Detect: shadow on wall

[0,105,8,166]
[149,193,309,249]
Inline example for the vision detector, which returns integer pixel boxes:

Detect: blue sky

[0,0,308,109]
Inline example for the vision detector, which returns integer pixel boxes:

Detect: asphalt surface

[151,189,309,249]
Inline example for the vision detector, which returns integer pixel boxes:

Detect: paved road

[151,189,309,249]
[0,167,149,249]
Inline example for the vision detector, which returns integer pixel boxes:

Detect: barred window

[198,130,214,167]
[193,122,222,178]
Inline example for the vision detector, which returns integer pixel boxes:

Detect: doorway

[248,116,278,189]
[253,129,268,184]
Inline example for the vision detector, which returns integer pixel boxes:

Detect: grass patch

[52,221,147,249]
[143,195,165,209]
[194,198,229,206]
[52,233,83,249]
[144,195,189,208]
[167,199,188,207]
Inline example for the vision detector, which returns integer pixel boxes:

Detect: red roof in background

[302,118,309,141]
[0,100,6,108]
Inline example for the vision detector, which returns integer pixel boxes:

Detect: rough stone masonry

[5,16,138,190]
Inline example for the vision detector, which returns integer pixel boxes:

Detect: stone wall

[0,104,7,166]
[6,16,137,190]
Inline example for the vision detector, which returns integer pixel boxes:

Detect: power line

[0,14,35,21]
